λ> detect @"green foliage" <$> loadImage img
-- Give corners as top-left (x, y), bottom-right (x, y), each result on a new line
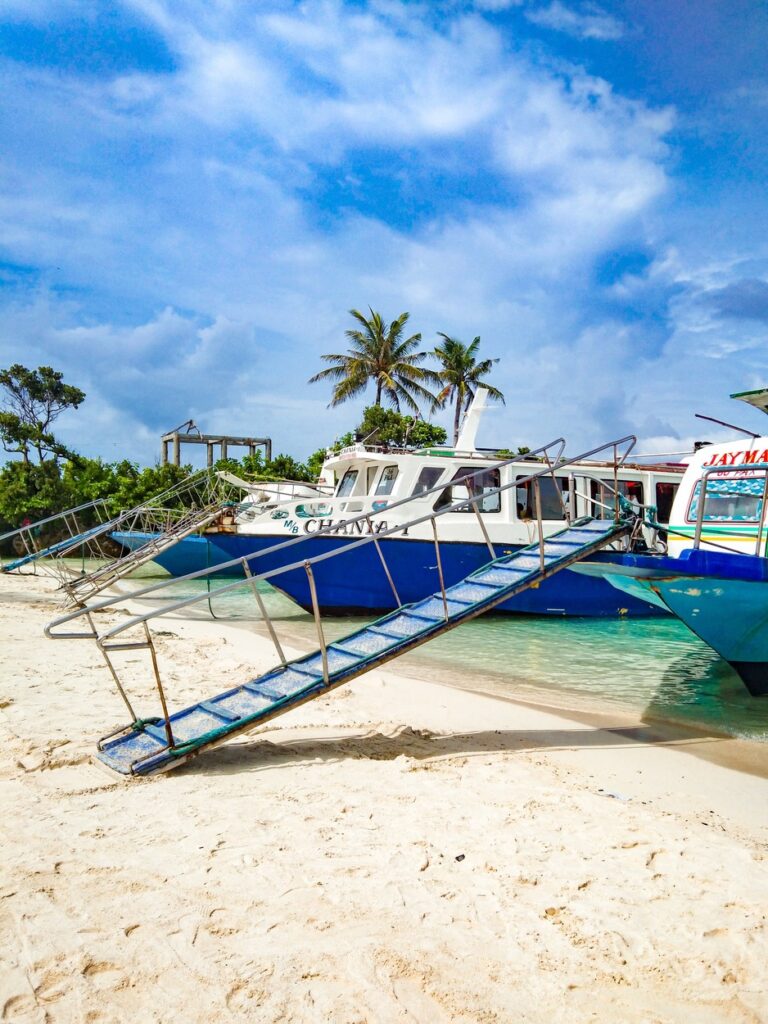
top-left (356, 405), bottom-right (447, 447)
top-left (496, 446), bottom-right (531, 458)
top-left (0, 460), bottom-right (72, 530)
top-left (432, 334), bottom-right (505, 444)
top-left (0, 364), bottom-right (85, 464)
top-left (305, 447), bottom-right (330, 480)
top-left (105, 462), bottom-right (192, 515)
top-left (216, 450), bottom-right (314, 483)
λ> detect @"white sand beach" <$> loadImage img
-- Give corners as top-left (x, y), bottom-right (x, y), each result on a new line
top-left (1, 570), bottom-right (767, 1023)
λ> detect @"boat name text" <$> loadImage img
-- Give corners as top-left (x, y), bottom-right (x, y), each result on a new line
top-left (281, 517), bottom-right (389, 536)
top-left (701, 449), bottom-right (768, 468)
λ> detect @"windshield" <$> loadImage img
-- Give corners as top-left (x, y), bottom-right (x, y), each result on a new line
top-left (335, 469), bottom-right (359, 497)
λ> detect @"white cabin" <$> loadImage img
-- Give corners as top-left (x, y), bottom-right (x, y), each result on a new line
top-left (229, 392), bottom-right (685, 550)
top-left (667, 437), bottom-right (768, 557)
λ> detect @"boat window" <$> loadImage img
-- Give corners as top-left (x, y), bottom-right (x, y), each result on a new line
top-left (687, 477), bottom-right (765, 523)
top-left (655, 482), bottom-right (679, 524)
top-left (374, 465), bottom-right (398, 496)
top-left (335, 469), bottom-right (359, 497)
top-left (411, 467), bottom-right (444, 496)
top-left (434, 467), bottom-right (501, 513)
top-left (366, 466), bottom-right (378, 494)
top-left (516, 476), bottom-right (569, 520)
top-left (589, 479), bottom-right (644, 518)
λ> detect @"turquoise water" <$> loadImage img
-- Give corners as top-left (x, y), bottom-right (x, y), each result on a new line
top-left (118, 567), bottom-right (768, 744)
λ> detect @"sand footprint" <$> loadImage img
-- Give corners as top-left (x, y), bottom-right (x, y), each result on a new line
top-left (2, 993), bottom-right (41, 1022)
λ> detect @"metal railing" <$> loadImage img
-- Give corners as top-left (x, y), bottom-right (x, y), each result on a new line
top-left (53, 470), bottom-right (251, 602)
top-left (44, 434), bottom-right (637, 754)
top-left (0, 499), bottom-right (112, 575)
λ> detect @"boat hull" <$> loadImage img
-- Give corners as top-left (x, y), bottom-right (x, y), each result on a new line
top-left (576, 550), bottom-right (768, 696)
top-left (111, 530), bottom-right (665, 618)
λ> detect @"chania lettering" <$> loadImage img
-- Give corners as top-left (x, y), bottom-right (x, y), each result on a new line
top-left (303, 518), bottom-right (388, 535)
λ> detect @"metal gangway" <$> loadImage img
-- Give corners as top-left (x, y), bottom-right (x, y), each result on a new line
top-left (0, 499), bottom-right (114, 576)
top-left (1, 470), bottom-right (248, 604)
top-left (60, 471), bottom-right (247, 606)
top-left (45, 435), bottom-right (640, 778)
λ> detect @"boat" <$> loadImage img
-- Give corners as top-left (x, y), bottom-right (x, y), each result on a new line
top-left (112, 390), bottom-right (685, 617)
top-left (573, 388), bottom-right (768, 695)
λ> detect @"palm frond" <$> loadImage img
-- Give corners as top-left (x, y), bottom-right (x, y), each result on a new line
top-left (307, 364), bottom-right (348, 383)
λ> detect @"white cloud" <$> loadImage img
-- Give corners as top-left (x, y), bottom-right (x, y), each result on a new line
top-left (526, 2), bottom-right (624, 41)
top-left (10, 0), bottom-right (764, 469)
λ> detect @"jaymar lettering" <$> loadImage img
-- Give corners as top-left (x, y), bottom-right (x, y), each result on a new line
top-left (701, 449), bottom-right (768, 468)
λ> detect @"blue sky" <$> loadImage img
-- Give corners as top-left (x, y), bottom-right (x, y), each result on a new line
top-left (1, 0), bottom-right (767, 464)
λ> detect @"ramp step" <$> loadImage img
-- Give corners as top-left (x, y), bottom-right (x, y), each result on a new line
top-left (446, 581), bottom-right (502, 603)
top-left (212, 688), bottom-right (274, 718)
top-left (199, 700), bottom-right (241, 722)
top-left (298, 647), bottom-right (361, 677)
top-left (99, 731), bottom-right (168, 774)
top-left (504, 554), bottom-right (559, 569)
top-left (540, 540), bottom-right (590, 550)
top-left (335, 629), bottom-right (403, 657)
top-left (376, 612), bottom-right (441, 637)
top-left (251, 668), bottom-right (321, 699)
top-left (410, 596), bottom-right (471, 619)
top-left (473, 566), bottom-right (533, 586)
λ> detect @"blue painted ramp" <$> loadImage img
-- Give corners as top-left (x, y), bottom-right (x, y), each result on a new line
top-left (97, 517), bottom-right (628, 776)
top-left (2, 521), bottom-right (117, 573)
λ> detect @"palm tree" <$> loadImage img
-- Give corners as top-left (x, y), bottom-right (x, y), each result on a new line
top-left (309, 309), bottom-right (439, 412)
top-left (432, 334), bottom-right (505, 444)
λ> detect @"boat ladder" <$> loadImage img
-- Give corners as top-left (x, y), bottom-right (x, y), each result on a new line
top-left (0, 500), bottom-right (113, 576)
top-left (63, 502), bottom-right (230, 605)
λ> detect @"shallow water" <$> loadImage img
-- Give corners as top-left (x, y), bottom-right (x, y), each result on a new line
top-left (112, 564), bottom-right (768, 744)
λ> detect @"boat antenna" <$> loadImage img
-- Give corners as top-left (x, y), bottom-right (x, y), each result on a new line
top-left (694, 413), bottom-right (760, 439)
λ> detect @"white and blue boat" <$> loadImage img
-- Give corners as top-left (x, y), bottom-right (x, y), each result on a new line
top-left (574, 390), bottom-right (768, 695)
top-left (113, 392), bottom-right (684, 617)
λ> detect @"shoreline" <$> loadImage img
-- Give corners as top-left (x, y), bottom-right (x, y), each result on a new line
top-left (2, 570), bottom-right (768, 1021)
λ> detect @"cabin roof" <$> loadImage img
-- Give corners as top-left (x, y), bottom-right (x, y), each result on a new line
top-left (731, 386), bottom-right (768, 414)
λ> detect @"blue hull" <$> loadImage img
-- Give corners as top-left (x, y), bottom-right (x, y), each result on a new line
top-left (586, 550), bottom-right (768, 696)
top-left (112, 530), bottom-right (664, 618)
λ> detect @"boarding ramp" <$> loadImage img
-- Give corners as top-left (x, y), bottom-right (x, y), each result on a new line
top-left (0, 500), bottom-right (114, 576)
top-left (58, 471), bottom-right (248, 605)
top-left (45, 435), bottom-right (638, 777)
top-left (0, 471), bottom-right (245, 599)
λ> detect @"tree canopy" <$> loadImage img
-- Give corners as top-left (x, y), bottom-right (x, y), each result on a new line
top-left (0, 364), bottom-right (85, 464)
top-left (308, 308), bottom-right (439, 412)
top-left (432, 334), bottom-right (505, 444)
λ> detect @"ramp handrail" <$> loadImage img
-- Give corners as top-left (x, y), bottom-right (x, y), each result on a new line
top-left (46, 433), bottom-right (637, 642)
top-left (0, 498), bottom-right (110, 545)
